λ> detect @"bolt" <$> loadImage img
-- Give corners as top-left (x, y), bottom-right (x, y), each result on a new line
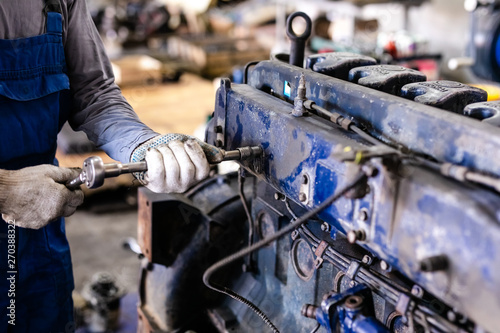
top-left (447, 310), bottom-right (457, 322)
top-left (274, 192), bottom-right (286, 201)
top-left (291, 230), bottom-right (299, 240)
top-left (361, 164), bottom-right (378, 177)
top-left (419, 254), bottom-right (449, 272)
top-left (349, 280), bottom-right (356, 288)
top-left (214, 125), bottom-right (223, 133)
top-left (347, 229), bottom-right (366, 244)
top-left (301, 304), bottom-right (318, 319)
top-left (362, 255), bottom-right (373, 265)
top-left (299, 192), bottom-right (307, 202)
top-left (411, 285), bottom-right (424, 298)
top-left (274, 192), bottom-right (285, 201)
top-left (380, 260), bottom-right (390, 271)
top-left (320, 222), bottom-right (331, 233)
top-left (344, 295), bottom-right (364, 310)
top-left (358, 208), bottom-right (369, 222)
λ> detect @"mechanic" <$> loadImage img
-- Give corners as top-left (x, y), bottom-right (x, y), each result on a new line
top-left (0, 0), bottom-right (209, 331)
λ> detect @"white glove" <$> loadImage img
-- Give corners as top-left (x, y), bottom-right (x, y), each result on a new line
top-left (0, 165), bottom-right (84, 229)
top-left (132, 136), bottom-right (210, 193)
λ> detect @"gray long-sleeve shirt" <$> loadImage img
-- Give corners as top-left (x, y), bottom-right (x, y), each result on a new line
top-left (0, 0), bottom-right (158, 162)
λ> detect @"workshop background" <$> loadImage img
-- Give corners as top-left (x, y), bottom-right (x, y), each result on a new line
top-left (60, 0), bottom-right (494, 332)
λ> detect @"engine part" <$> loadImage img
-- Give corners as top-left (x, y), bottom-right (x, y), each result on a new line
top-left (464, 100), bottom-right (500, 126)
top-left (81, 272), bottom-right (125, 333)
top-left (306, 52), bottom-right (377, 81)
top-left (349, 65), bottom-right (427, 95)
top-left (137, 12), bottom-right (500, 333)
top-left (400, 80), bottom-right (487, 112)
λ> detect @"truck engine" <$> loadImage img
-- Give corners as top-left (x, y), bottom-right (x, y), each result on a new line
top-left (136, 12), bottom-right (500, 333)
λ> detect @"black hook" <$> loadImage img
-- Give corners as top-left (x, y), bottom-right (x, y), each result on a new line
top-left (286, 12), bottom-right (312, 68)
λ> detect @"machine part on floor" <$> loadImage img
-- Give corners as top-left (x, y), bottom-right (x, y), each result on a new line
top-left (81, 272), bottom-right (125, 333)
top-left (67, 145), bottom-right (262, 189)
top-left (138, 11), bottom-right (500, 333)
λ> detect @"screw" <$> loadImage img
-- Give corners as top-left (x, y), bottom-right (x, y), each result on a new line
top-left (274, 192), bottom-right (285, 201)
top-left (349, 280), bottom-right (356, 288)
top-left (380, 260), bottom-right (391, 271)
top-left (411, 285), bottom-right (424, 298)
top-left (347, 229), bottom-right (366, 244)
top-left (299, 192), bottom-right (307, 202)
top-left (362, 255), bottom-right (373, 265)
top-left (320, 222), bottom-right (331, 233)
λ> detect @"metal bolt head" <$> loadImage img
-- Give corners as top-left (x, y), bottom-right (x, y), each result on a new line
top-left (358, 208), bottom-right (369, 222)
top-left (274, 192), bottom-right (285, 201)
top-left (411, 285), bottom-right (424, 298)
top-left (380, 260), bottom-right (390, 271)
top-left (347, 229), bottom-right (366, 244)
top-left (299, 192), bottom-right (307, 202)
top-left (362, 255), bottom-right (372, 265)
top-left (291, 230), bottom-right (299, 240)
top-left (344, 295), bottom-right (363, 310)
top-left (349, 280), bottom-right (356, 288)
top-left (320, 222), bottom-right (331, 233)
top-left (447, 310), bottom-right (457, 322)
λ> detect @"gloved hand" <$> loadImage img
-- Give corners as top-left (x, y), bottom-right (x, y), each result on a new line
top-left (131, 134), bottom-right (210, 193)
top-left (0, 165), bottom-right (84, 229)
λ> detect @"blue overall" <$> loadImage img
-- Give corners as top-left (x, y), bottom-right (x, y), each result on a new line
top-left (0, 5), bottom-right (75, 333)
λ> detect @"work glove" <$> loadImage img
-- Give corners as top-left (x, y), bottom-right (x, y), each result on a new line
top-left (0, 165), bottom-right (84, 229)
top-left (130, 134), bottom-right (210, 193)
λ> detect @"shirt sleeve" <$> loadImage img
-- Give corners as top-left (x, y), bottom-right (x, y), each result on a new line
top-left (63, 0), bottom-right (158, 162)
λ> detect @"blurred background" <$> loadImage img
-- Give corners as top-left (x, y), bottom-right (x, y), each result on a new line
top-left (60, 1), bottom-right (500, 331)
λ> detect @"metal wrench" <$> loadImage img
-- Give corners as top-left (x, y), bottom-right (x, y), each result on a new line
top-left (66, 146), bottom-right (263, 189)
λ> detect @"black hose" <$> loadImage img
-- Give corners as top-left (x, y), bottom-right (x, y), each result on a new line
top-left (202, 172), bottom-right (368, 333)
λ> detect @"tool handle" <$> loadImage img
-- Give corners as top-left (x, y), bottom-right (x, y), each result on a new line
top-left (104, 161), bottom-right (147, 178)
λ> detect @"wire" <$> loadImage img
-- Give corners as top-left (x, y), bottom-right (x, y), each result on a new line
top-left (309, 323), bottom-right (321, 333)
top-left (203, 172), bottom-right (367, 333)
top-left (238, 168), bottom-right (255, 269)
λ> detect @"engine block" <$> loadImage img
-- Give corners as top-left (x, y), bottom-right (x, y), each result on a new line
top-left (137, 51), bottom-right (500, 332)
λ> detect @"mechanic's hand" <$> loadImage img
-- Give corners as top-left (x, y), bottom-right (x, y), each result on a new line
top-left (0, 165), bottom-right (84, 229)
top-left (142, 139), bottom-right (210, 193)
